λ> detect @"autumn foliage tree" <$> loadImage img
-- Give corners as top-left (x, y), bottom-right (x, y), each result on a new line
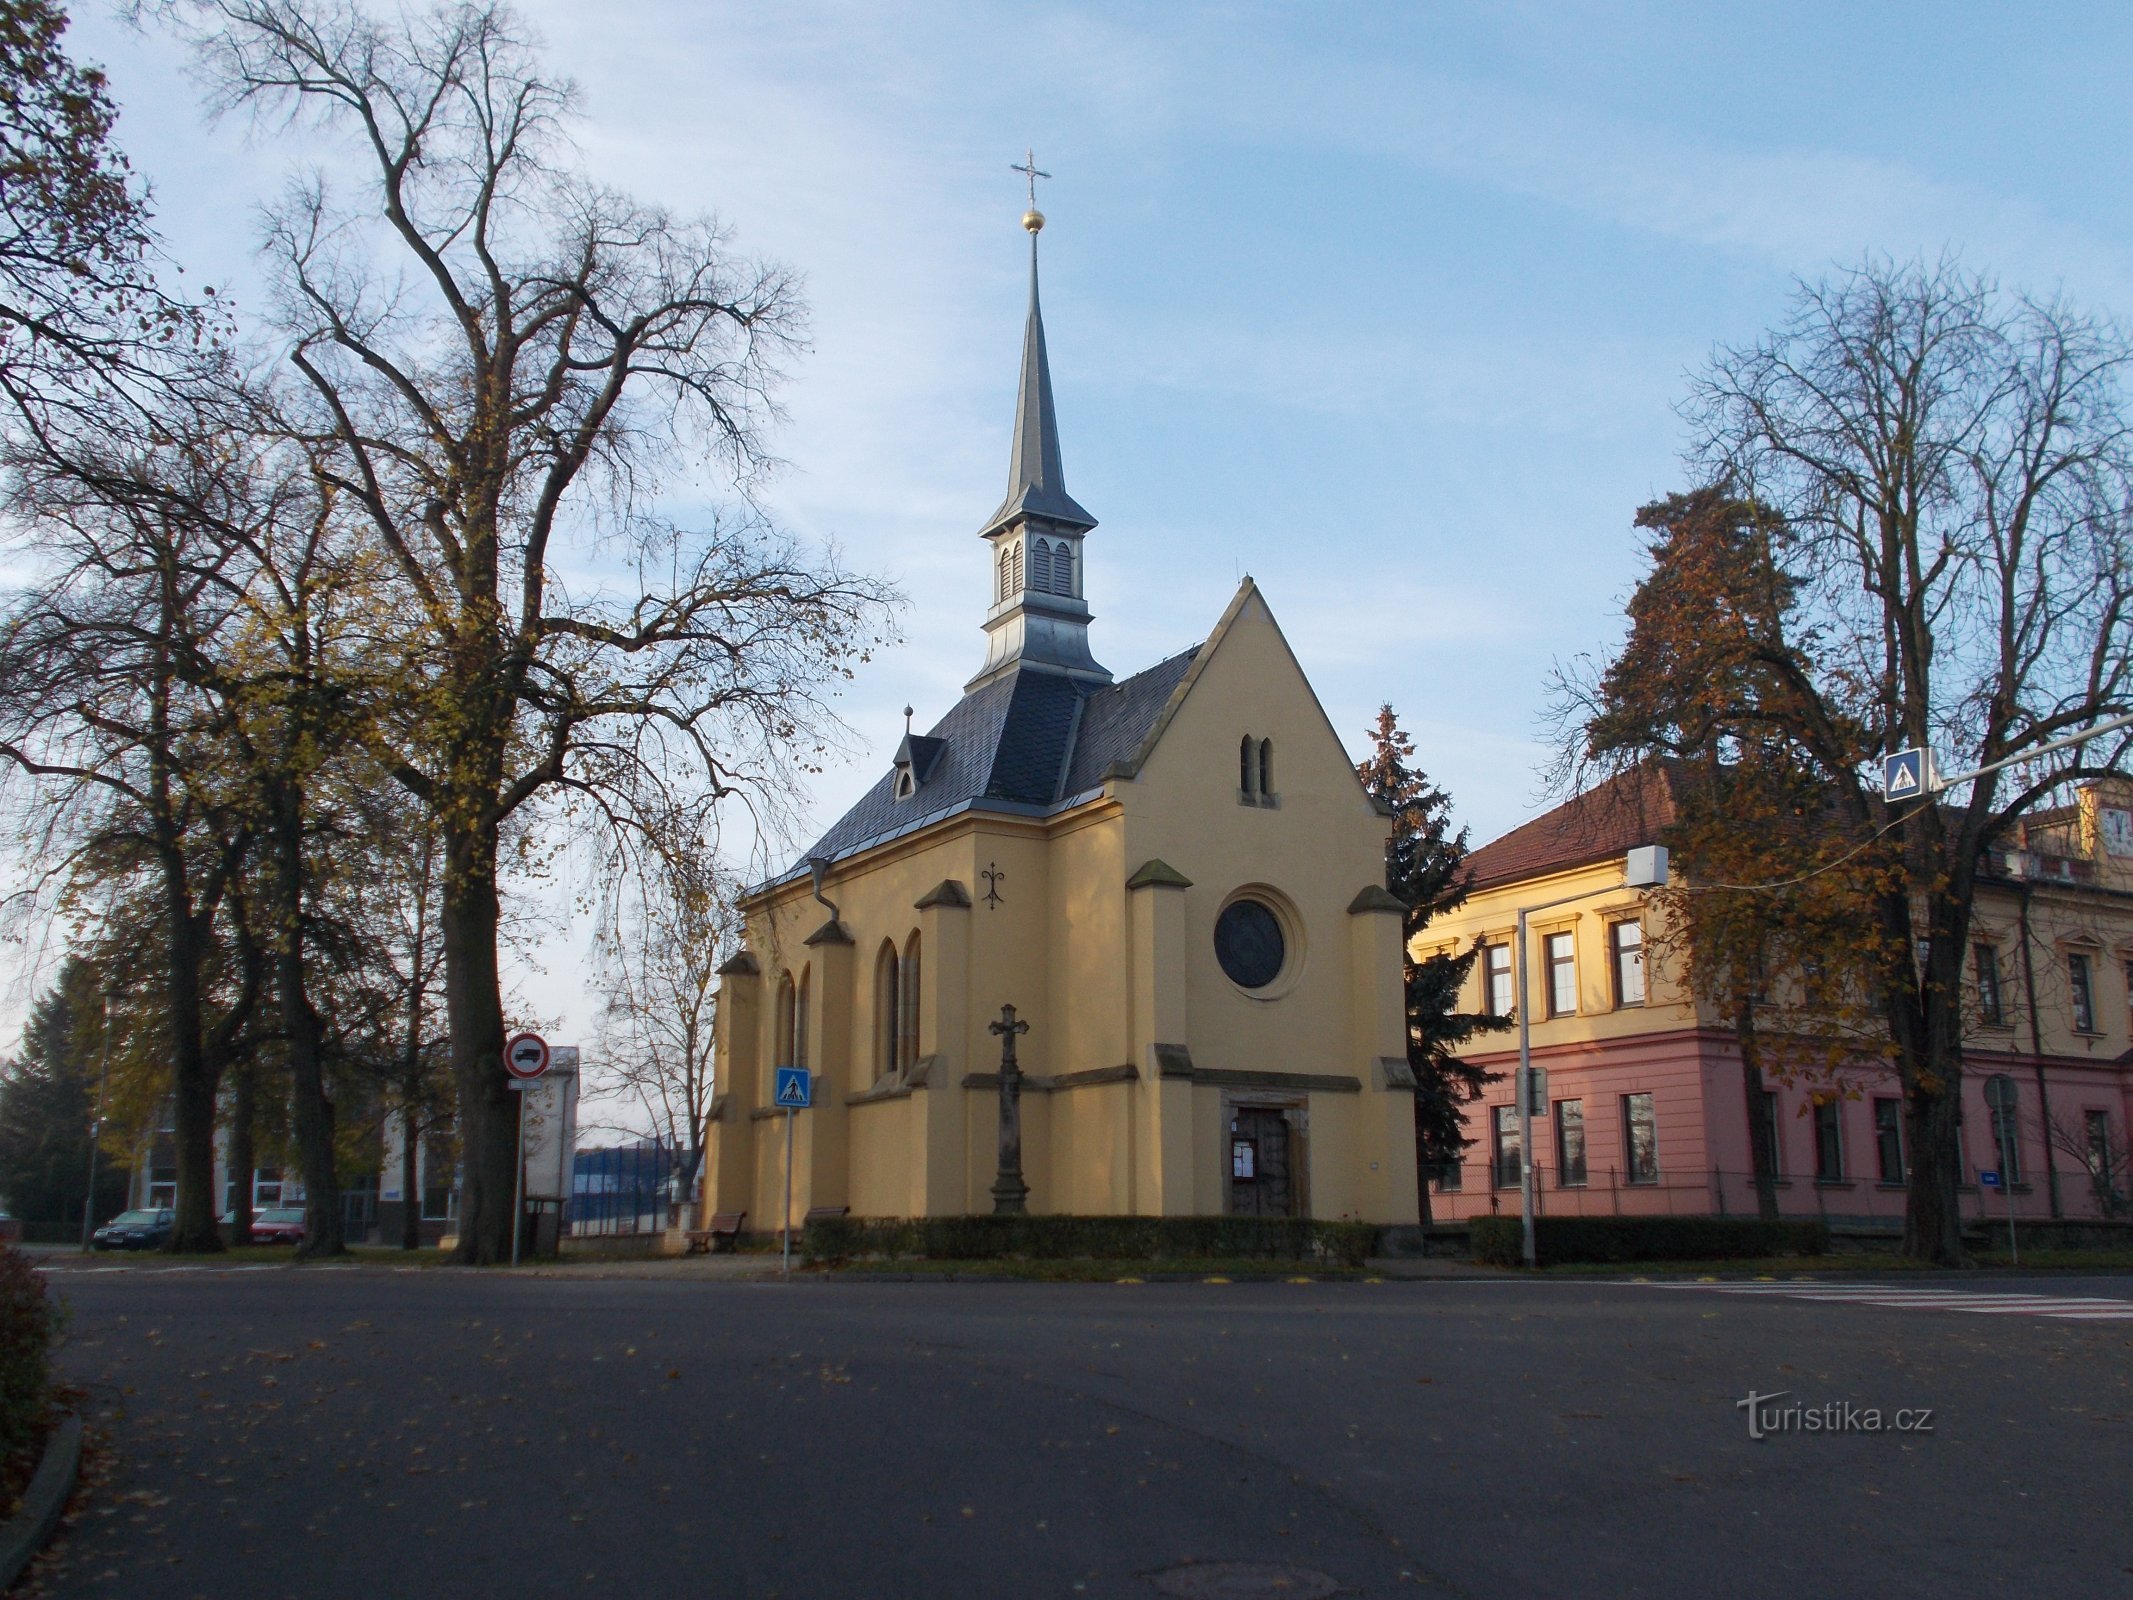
top-left (1357, 705), bottom-right (1507, 1216)
top-left (1569, 260), bottom-right (2133, 1262)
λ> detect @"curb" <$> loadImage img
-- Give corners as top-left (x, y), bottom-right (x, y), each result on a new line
top-left (0, 1412), bottom-right (83, 1590)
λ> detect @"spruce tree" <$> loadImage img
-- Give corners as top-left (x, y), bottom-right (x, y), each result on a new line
top-left (1356, 707), bottom-right (1507, 1218)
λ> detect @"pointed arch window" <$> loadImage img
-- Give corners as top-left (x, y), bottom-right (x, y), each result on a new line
top-left (794, 967), bottom-right (810, 1068)
top-left (1258, 739), bottom-right (1274, 799)
top-left (1011, 540), bottom-right (1025, 595)
top-left (997, 544), bottom-right (1012, 602)
top-left (900, 931), bottom-right (922, 1071)
top-left (1053, 540), bottom-right (1073, 596)
top-left (1030, 538), bottom-right (1053, 594)
top-left (773, 971), bottom-right (798, 1096)
top-left (875, 941), bottom-right (901, 1081)
top-left (1240, 735), bottom-right (1258, 801)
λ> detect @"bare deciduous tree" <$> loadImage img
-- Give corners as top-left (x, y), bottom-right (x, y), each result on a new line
top-left (159, 0), bottom-right (895, 1261)
top-left (1572, 258), bottom-right (2133, 1263)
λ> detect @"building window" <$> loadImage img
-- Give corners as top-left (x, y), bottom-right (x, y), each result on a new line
top-left (1258, 739), bottom-right (1274, 800)
top-left (1030, 537), bottom-right (1053, 593)
top-left (1973, 944), bottom-right (2003, 1024)
top-left (1813, 1100), bottom-right (1844, 1181)
top-left (899, 932), bottom-right (922, 1071)
top-left (2085, 1109), bottom-right (2114, 1187)
top-left (1758, 1090), bottom-right (1782, 1179)
top-left (1483, 942), bottom-right (1513, 1017)
top-left (1214, 898), bottom-right (1287, 990)
top-left (1239, 735), bottom-right (1257, 802)
top-left (1874, 1098), bottom-right (1905, 1184)
top-left (1610, 920), bottom-right (1646, 1007)
top-left (997, 543), bottom-right (1012, 601)
top-left (1435, 1156), bottom-right (1463, 1193)
top-left (1054, 540), bottom-right (1074, 595)
top-left (1987, 1092), bottom-right (2021, 1184)
top-left (1555, 1099), bottom-right (1587, 1186)
top-left (1622, 1092), bottom-right (1658, 1184)
top-left (1545, 931), bottom-right (1576, 1017)
top-left (1490, 1105), bottom-right (1522, 1188)
top-left (774, 972), bottom-right (797, 1069)
top-left (875, 941), bottom-right (902, 1080)
top-left (1010, 539), bottom-right (1023, 594)
top-left (795, 968), bottom-right (810, 1069)
top-left (2069, 951), bottom-right (2096, 1033)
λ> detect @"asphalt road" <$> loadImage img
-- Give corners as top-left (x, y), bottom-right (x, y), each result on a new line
top-left (22, 1263), bottom-right (2133, 1599)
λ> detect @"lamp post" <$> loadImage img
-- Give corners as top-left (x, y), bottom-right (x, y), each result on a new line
top-left (1515, 847), bottom-right (1669, 1269)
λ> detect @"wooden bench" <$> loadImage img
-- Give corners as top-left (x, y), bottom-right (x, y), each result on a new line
top-left (685, 1211), bottom-right (746, 1255)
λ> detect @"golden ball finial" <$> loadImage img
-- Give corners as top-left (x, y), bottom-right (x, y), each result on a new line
top-left (1022, 208), bottom-right (1046, 234)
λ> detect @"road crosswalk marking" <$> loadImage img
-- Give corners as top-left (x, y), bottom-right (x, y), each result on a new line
top-left (1648, 1281), bottom-right (2133, 1321)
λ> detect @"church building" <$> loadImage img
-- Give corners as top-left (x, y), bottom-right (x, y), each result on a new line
top-left (701, 199), bottom-right (1420, 1233)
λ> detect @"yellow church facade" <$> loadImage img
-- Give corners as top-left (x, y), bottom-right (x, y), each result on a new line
top-left (701, 212), bottom-right (1419, 1235)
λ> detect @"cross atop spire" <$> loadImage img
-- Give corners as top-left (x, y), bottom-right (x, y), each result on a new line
top-left (1011, 149), bottom-right (1050, 215)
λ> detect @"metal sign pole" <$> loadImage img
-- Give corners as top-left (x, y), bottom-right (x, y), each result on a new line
top-left (511, 1092), bottom-right (526, 1268)
top-left (782, 1106), bottom-right (795, 1277)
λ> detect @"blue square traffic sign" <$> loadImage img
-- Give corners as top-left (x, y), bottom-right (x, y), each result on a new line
top-left (1883, 748), bottom-right (1927, 799)
top-left (774, 1067), bottom-right (813, 1109)
top-left (1978, 1169), bottom-right (2001, 1189)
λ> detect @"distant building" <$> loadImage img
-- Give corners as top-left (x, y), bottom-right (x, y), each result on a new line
top-left (1420, 766), bottom-right (2133, 1225)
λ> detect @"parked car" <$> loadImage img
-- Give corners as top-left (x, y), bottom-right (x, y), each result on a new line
top-left (91, 1208), bottom-right (174, 1251)
top-left (247, 1207), bottom-right (307, 1246)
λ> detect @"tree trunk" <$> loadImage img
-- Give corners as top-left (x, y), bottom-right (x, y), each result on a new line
top-left (227, 1058), bottom-right (256, 1248)
top-left (400, 1109), bottom-right (423, 1250)
top-left (442, 821), bottom-right (512, 1264)
top-left (1736, 1002), bottom-right (1781, 1224)
top-left (272, 789), bottom-right (345, 1259)
top-left (400, 829), bottom-right (432, 1250)
top-left (163, 871), bottom-right (223, 1254)
top-left (1902, 1074), bottom-right (1965, 1263)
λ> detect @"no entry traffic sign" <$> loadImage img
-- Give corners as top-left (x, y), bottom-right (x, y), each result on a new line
top-left (504, 1032), bottom-right (551, 1081)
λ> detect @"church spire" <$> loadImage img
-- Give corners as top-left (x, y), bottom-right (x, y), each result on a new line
top-left (969, 157), bottom-right (1108, 691)
top-left (979, 175), bottom-right (1095, 539)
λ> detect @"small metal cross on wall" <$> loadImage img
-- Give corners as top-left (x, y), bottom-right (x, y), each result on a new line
top-left (981, 861), bottom-right (1006, 909)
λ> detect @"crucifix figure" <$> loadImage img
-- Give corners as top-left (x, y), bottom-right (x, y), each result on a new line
top-left (989, 1004), bottom-right (1031, 1215)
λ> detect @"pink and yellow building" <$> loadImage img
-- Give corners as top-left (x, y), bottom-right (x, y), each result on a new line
top-left (1419, 766), bottom-right (2133, 1229)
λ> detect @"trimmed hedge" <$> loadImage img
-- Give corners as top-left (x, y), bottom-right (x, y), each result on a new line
top-left (1469, 1215), bottom-right (1831, 1267)
top-left (803, 1214), bottom-right (1381, 1268)
top-left (0, 1245), bottom-right (56, 1485)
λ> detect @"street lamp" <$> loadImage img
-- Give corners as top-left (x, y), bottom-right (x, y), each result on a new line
top-left (1515, 846), bottom-right (1669, 1269)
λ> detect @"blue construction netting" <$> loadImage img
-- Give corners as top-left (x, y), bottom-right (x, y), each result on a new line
top-left (567, 1141), bottom-right (678, 1236)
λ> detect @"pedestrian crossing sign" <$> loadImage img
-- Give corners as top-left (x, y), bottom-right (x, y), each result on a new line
top-left (774, 1067), bottom-right (813, 1109)
top-left (1883, 747), bottom-right (1932, 799)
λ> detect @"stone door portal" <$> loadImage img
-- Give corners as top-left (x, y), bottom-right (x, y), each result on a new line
top-left (1229, 1107), bottom-right (1296, 1217)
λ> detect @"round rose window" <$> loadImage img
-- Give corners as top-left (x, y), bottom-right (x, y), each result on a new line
top-left (1214, 899), bottom-right (1286, 989)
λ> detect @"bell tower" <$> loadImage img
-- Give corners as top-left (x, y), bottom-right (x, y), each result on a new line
top-left (968, 156), bottom-right (1109, 691)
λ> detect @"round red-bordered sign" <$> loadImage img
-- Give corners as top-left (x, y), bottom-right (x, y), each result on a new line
top-left (503, 1032), bottom-right (551, 1080)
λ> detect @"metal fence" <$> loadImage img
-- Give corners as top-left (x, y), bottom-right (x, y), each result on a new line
top-left (1424, 1161), bottom-right (2128, 1225)
top-left (566, 1142), bottom-right (678, 1237)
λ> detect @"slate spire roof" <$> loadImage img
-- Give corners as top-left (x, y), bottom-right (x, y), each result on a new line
top-left (979, 235), bottom-right (1096, 539)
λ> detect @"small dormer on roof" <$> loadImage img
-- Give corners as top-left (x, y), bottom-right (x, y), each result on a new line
top-left (892, 730), bottom-right (948, 800)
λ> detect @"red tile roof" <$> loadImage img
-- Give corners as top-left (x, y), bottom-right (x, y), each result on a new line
top-left (1463, 764), bottom-right (1676, 892)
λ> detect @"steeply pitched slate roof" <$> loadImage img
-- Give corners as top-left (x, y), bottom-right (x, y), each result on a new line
top-left (1463, 764), bottom-right (1678, 892)
top-left (794, 649), bottom-right (1202, 875)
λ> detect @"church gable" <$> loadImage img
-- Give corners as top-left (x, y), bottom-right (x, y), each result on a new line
top-left (1127, 581), bottom-right (1375, 817)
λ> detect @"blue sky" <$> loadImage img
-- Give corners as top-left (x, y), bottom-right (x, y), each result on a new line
top-left (9, 0), bottom-right (2133, 1051)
